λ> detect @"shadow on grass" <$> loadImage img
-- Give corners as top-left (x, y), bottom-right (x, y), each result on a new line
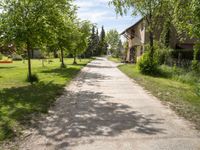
top-left (0, 81), bottom-right (64, 141)
top-left (71, 64), bottom-right (87, 67)
top-left (0, 67), bottom-right (16, 69)
top-left (41, 67), bottom-right (81, 79)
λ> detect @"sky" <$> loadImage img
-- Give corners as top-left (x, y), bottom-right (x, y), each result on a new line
top-left (74, 0), bottom-right (141, 34)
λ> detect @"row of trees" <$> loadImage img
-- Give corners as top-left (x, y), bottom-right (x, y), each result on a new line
top-left (84, 26), bottom-right (108, 57)
top-left (0, 0), bottom-right (92, 83)
top-left (110, 0), bottom-right (200, 72)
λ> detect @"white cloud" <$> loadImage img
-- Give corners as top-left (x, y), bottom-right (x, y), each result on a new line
top-left (74, 0), bottom-right (141, 33)
top-left (78, 11), bottom-right (111, 22)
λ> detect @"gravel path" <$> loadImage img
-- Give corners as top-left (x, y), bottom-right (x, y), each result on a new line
top-left (19, 57), bottom-right (200, 150)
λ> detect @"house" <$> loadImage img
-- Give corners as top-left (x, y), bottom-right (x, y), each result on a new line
top-left (121, 18), bottom-right (196, 63)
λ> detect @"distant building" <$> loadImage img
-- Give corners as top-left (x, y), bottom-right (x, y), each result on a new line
top-left (121, 18), bottom-right (196, 63)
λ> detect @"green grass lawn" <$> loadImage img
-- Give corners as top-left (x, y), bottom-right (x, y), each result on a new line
top-left (108, 56), bottom-right (122, 63)
top-left (119, 64), bottom-right (200, 129)
top-left (0, 58), bottom-right (91, 141)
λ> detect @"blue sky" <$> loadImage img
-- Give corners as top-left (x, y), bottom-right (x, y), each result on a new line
top-left (74, 0), bottom-right (141, 34)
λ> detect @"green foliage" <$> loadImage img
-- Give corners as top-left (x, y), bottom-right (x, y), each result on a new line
top-left (153, 42), bottom-right (172, 64)
top-left (0, 58), bottom-right (91, 141)
top-left (110, 0), bottom-right (172, 64)
top-left (106, 29), bottom-right (122, 57)
top-left (172, 0), bottom-right (200, 63)
top-left (191, 43), bottom-right (200, 72)
top-left (0, 0), bottom-right (77, 80)
top-left (0, 53), bottom-right (3, 60)
top-left (192, 60), bottom-right (200, 72)
top-left (98, 26), bottom-right (108, 55)
top-left (68, 20), bottom-right (92, 64)
top-left (138, 52), bottom-right (159, 75)
top-left (159, 65), bottom-right (200, 85)
top-left (85, 26), bottom-right (99, 57)
top-left (197, 83), bottom-right (200, 97)
top-left (26, 73), bottom-right (39, 83)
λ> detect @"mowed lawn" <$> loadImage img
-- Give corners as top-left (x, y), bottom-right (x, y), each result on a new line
top-left (107, 56), bottom-right (122, 63)
top-left (119, 64), bottom-right (200, 129)
top-left (0, 58), bottom-right (91, 141)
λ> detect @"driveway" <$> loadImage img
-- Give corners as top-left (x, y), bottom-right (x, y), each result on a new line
top-left (20, 57), bottom-right (200, 150)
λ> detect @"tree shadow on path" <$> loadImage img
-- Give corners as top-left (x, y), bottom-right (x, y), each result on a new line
top-left (32, 90), bottom-right (165, 149)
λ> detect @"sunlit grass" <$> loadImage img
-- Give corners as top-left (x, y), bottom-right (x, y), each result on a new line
top-left (119, 64), bottom-right (200, 130)
top-left (0, 58), bottom-right (91, 141)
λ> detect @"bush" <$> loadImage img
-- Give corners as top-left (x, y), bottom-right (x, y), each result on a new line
top-left (138, 52), bottom-right (159, 75)
top-left (26, 73), bottom-right (39, 83)
top-left (153, 42), bottom-right (172, 64)
top-left (159, 65), bottom-right (200, 85)
top-left (192, 60), bottom-right (200, 72)
top-left (12, 54), bottom-right (23, 61)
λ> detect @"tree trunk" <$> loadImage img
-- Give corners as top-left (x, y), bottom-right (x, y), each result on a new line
top-left (53, 49), bottom-right (58, 58)
top-left (73, 50), bottom-right (77, 64)
top-left (149, 31), bottom-right (154, 61)
top-left (27, 42), bottom-right (32, 83)
top-left (148, 8), bottom-right (154, 63)
top-left (60, 46), bottom-right (65, 68)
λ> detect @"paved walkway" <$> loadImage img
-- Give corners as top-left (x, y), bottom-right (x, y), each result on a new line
top-left (20, 57), bottom-right (200, 150)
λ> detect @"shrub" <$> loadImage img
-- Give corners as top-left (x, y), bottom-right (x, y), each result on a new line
top-left (153, 41), bottom-right (172, 64)
top-left (26, 73), bottom-right (39, 83)
top-left (192, 60), bottom-right (200, 72)
top-left (138, 52), bottom-right (159, 75)
top-left (196, 83), bottom-right (200, 96)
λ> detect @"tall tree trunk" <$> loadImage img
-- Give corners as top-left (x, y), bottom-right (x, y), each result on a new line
top-left (73, 50), bottom-right (77, 64)
top-left (27, 42), bottom-right (32, 83)
top-left (149, 31), bottom-right (154, 60)
top-left (148, 8), bottom-right (154, 63)
top-left (53, 49), bottom-right (58, 58)
top-left (60, 46), bottom-right (65, 68)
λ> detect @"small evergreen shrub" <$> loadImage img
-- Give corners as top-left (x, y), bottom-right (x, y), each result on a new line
top-left (138, 52), bottom-right (159, 75)
top-left (26, 73), bottom-right (39, 83)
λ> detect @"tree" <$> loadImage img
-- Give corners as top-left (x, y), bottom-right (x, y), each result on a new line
top-left (84, 26), bottom-right (96, 57)
top-left (0, 0), bottom-right (76, 82)
top-left (106, 29), bottom-right (120, 57)
top-left (172, 0), bottom-right (200, 71)
top-left (84, 25), bottom-right (100, 57)
top-left (110, 0), bottom-right (171, 62)
top-left (98, 26), bottom-right (108, 55)
top-left (68, 20), bottom-right (92, 64)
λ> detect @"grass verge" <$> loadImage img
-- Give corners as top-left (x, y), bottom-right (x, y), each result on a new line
top-left (119, 64), bottom-right (200, 129)
top-left (0, 58), bottom-right (92, 141)
top-left (108, 56), bottom-right (122, 63)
